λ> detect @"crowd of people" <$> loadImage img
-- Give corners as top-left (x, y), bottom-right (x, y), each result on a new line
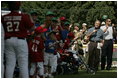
top-left (1, 1), bottom-right (117, 78)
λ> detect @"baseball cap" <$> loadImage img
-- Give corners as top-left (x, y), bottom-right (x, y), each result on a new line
top-left (46, 11), bottom-right (55, 16)
top-left (30, 11), bottom-right (38, 15)
top-left (64, 22), bottom-right (70, 26)
top-left (60, 17), bottom-right (66, 21)
top-left (74, 23), bottom-right (80, 27)
top-left (102, 15), bottom-right (108, 20)
top-left (51, 17), bottom-right (58, 22)
top-left (82, 23), bottom-right (87, 26)
top-left (35, 26), bottom-right (47, 34)
top-left (101, 22), bottom-right (105, 25)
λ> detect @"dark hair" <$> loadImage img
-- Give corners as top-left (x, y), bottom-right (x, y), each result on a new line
top-left (106, 18), bottom-right (111, 22)
top-left (7, 1), bottom-right (21, 11)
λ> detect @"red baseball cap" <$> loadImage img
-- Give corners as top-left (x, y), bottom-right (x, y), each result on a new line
top-left (60, 17), bottom-right (66, 21)
top-left (35, 26), bottom-right (47, 34)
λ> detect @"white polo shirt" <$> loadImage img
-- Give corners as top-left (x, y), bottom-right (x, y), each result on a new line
top-left (100, 25), bottom-right (113, 40)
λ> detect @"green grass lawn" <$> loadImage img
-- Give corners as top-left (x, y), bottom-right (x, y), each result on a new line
top-left (55, 67), bottom-right (117, 78)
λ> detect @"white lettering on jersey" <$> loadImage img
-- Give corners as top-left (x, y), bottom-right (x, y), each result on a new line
top-left (4, 16), bottom-right (22, 21)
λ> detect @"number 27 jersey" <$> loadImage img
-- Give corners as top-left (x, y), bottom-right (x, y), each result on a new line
top-left (2, 11), bottom-right (34, 38)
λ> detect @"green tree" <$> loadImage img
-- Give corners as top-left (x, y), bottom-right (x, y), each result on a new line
top-left (1, 1), bottom-right (117, 25)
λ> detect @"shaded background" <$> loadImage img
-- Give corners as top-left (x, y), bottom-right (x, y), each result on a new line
top-left (1, 1), bottom-right (117, 28)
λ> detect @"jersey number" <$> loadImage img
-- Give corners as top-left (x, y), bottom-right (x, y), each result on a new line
top-left (7, 22), bottom-right (20, 32)
top-left (32, 44), bottom-right (38, 52)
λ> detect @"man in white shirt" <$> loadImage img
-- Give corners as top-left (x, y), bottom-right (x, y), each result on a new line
top-left (100, 18), bottom-right (113, 70)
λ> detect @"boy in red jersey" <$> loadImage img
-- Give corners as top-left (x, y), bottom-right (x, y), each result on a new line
top-left (63, 32), bottom-right (75, 50)
top-left (29, 26), bottom-right (47, 78)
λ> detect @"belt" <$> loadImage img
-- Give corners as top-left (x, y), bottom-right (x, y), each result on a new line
top-left (5, 37), bottom-right (25, 40)
top-left (105, 39), bottom-right (113, 41)
top-left (90, 40), bottom-right (100, 43)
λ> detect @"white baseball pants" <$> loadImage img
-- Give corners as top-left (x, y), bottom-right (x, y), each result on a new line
top-left (1, 24), bottom-right (4, 78)
top-left (30, 62), bottom-right (44, 76)
top-left (5, 37), bottom-right (29, 78)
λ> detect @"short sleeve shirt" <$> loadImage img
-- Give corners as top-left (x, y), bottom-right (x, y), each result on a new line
top-left (45, 39), bottom-right (56, 53)
top-left (87, 27), bottom-right (104, 41)
top-left (2, 11), bottom-right (34, 38)
top-left (100, 26), bottom-right (113, 40)
top-left (29, 36), bottom-right (44, 62)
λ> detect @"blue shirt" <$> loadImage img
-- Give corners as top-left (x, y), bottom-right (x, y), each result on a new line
top-left (87, 27), bottom-right (104, 41)
top-left (61, 29), bottom-right (69, 41)
top-left (45, 39), bottom-right (56, 53)
top-left (44, 27), bottom-right (52, 39)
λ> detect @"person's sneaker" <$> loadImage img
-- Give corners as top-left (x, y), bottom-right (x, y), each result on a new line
top-left (92, 72), bottom-right (96, 75)
top-left (36, 75), bottom-right (40, 78)
top-left (90, 69), bottom-right (94, 73)
top-left (92, 71), bottom-right (96, 75)
top-left (90, 69), bottom-right (96, 75)
top-left (48, 74), bottom-right (54, 78)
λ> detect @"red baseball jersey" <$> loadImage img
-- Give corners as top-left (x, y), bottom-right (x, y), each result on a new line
top-left (63, 38), bottom-right (71, 49)
top-left (2, 11), bottom-right (34, 38)
top-left (53, 26), bottom-right (61, 41)
top-left (55, 32), bottom-right (61, 41)
top-left (29, 36), bottom-right (44, 62)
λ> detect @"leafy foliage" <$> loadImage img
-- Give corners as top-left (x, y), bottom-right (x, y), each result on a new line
top-left (1, 1), bottom-right (117, 26)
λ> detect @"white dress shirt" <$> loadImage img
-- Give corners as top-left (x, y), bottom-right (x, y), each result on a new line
top-left (100, 25), bottom-right (113, 40)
